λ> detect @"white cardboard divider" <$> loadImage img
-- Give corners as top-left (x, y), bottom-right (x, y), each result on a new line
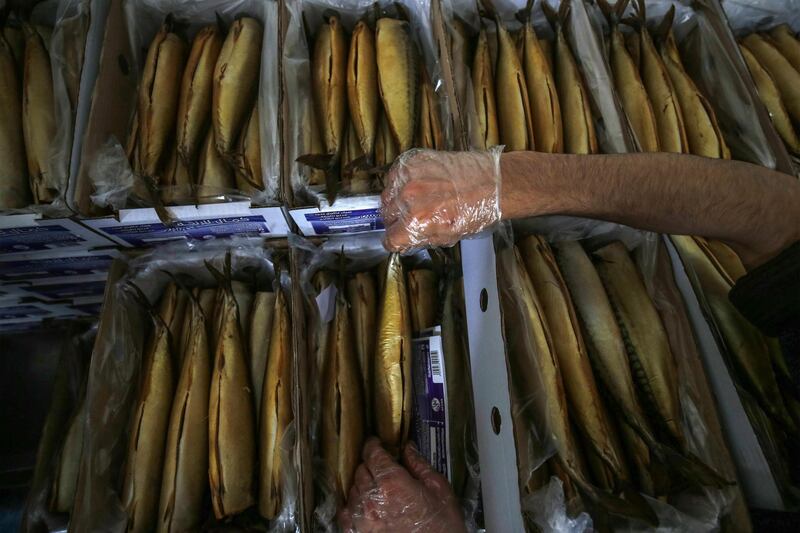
top-left (460, 234), bottom-right (524, 532)
top-left (289, 195), bottom-right (383, 236)
top-left (0, 213), bottom-right (113, 255)
top-left (664, 236), bottom-right (783, 510)
top-left (83, 202), bottom-right (290, 247)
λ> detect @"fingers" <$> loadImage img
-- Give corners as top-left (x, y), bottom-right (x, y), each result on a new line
top-left (402, 441), bottom-right (436, 480)
top-left (384, 219), bottom-right (414, 252)
top-left (337, 503), bottom-right (354, 532)
top-left (354, 463), bottom-right (374, 494)
top-left (362, 437), bottom-right (401, 479)
top-left (402, 441), bottom-right (453, 496)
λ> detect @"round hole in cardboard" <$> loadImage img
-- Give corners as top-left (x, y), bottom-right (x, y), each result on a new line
top-left (117, 54), bottom-right (129, 76)
top-left (491, 406), bottom-right (501, 435)
top-left (480, 288), bottom-right (488, 312)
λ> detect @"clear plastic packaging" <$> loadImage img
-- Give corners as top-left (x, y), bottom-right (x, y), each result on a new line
top-left (382, 147), bottom-right (503, 252)
top-left (0, 0), bottom-right (86, 215)
top-left (494, 218), bottom-right (744, 532)
top-left (587, 0), bottom-right (794, 171)
top-left (283, 0), bottom-right (453, 207)
top-left (722, 0), bottom-right (800, 36)
top-left (440, 0), bottom-right (634, 155)
top-left (290, 233), bottom-right (480, 532)
top-left (87, 0), bottom-right (281, 212)
top-left (20, 321), bottom-right (96, 533)
top-left (48, 0), bottom-right (90, 214)
top-left (69, 239), bottom-right (299, 532)
top-left (720, 0), bottom-right (800, 173)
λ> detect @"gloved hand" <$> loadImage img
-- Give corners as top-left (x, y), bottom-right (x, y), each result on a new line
top-left (338, 438), bottom-right (467, 533)
top-left (381, 148), bottom-right (503, 251)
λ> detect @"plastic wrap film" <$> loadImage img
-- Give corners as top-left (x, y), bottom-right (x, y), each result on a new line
top-left (671, 233), bottom-right (800, 506)
top-left (20, 321), bottom-right (96, 533)
top-left (722, 0), bottom-right (800, 35)
top-left (283, 0), bottom-right (452, 206)
top-left (88, 0), bottom-right (281, 212)
top-left (0, 0), bottom-right (81, 214)
top-left (440, 0), bottom-right (634, 155)
top-left (69, 239), bottom-right (299, 532)
top-left (597, 0), bottom-right (795, 171)
top-left (290, 233), bottom-right (480, 532)
top-left (493, 219), bottom-right (744, 532)
top-left (381, 147), bottom-right (502, 252)
top-left (47, 0), bottom-right (90, 214)
top-left (721, 0), bottom-right (800, 173)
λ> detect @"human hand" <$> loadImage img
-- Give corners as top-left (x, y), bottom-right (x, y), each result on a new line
top-left (381, 149), bottom-right (502, 252)
top-left (337, 438), bottom-right (467, 533)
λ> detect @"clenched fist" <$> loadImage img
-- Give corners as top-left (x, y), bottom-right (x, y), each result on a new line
top-left (381, 149), bottom-right (502, 251)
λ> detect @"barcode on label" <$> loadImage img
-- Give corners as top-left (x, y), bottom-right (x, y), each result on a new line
top-left (430, 348), bottom-right (443, 383)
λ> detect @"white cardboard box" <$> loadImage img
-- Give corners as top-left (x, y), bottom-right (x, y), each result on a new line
top-left (0, 213), bottom-right (113, 256)
top-left (0, 248), bottom-right (120, 284)
top-left (83, 202), bottom-right (291, 247)
top-left (289, 195), bottom-right (383, 236)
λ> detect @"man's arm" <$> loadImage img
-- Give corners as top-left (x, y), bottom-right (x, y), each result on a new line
top-left (501, 152), bottom-right (800, 268)
top-left (382, 150), bottom-right (800, 268)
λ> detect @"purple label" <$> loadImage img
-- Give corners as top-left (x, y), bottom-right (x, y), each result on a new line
top-left (411, 332), bottom-right (450, 480)
top-left (305, 208), bottom-right (383, 234)
top-left (0, 225), bottom-right (86, 253)
top-left (103, 216), bottom-right (271, 247)
top-left (0, 255), bottom-right (114, 281)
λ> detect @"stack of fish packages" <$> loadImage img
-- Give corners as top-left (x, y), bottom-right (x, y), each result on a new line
top-left (291, 234), bottom-right (480, 530)
top-left (20, 321), bottom-right (95, 533)
top-left (442, 0), bottom-right (747, 529)
top-left (721, 0), bottom-right (800, 172)
top-left (590, 0), bottom-right (794, 172)
top-left (68, 240), bottom-right (300, 532)
top-left (79, 0), bottom-right (280, 216)
top-left (591, 0), bottom-right (800, 505)
top-left (492, 222), bottom-right (746, 531)
top-left (0, 0), bottom-right (89, 212)
top-left (282, 0), bottom-right (453, 207)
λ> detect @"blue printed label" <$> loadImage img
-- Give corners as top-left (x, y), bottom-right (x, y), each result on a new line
top-left (0, 225), bottom-right (86, 253)
top-left (0, 305), bottom-right (49, 320)
top-left (411, 330), bottom-right (450, 480)
top-left (102, 216), bottom-right (271, 247)
top-left (0, 255), bottom-right (115, 281)
top-left (305, 208), bottom-right (383, 235)
top-left (24, 280), bottom-right (107, 300)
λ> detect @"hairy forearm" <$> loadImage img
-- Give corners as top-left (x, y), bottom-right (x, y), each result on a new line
top-left (500, 152), bottom-right (800, 267)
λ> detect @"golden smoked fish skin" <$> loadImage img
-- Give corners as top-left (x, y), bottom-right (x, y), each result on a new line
top-left (519, 236), bottom-right (628, 490)
top-left (213, 17), bottom-right (263, 157)
top-left (121, 319), bottom-right (175, 533)
top-left (157, 297), bottom-right (211, 533)
top-left (376, 17), bottom-right (417, 153)
top-left (347, 20), bottom-right (379, 157)
top-left (208, 287), bottom-right (256, 518)
top-left (258, 286), bottom-right (293, 519)
top-left (374, 254), bottom-right (412, 455)
top-left (321, 288), bottom-right (365, 504)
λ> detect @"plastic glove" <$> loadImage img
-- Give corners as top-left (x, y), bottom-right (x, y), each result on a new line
top-left (338, 438), bottom-right (467, 533)
top-left (381, 148), bottom-right (502, 251)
